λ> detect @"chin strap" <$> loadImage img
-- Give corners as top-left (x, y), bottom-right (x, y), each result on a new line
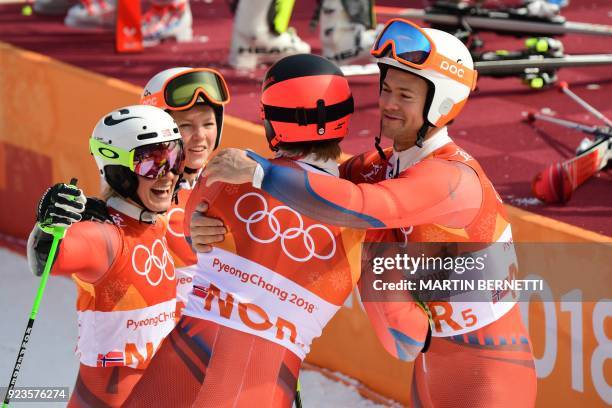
top-left (416, 123), bottom-right (429, 148)
top-left (183, 166), bottom-right (199, 174)
top-left (374, 119), bottom-right (389, 162)
top-left (374, 134), bottom-right (388, 162)
top-left (376, 117), bottom-right (429, 160)
top-left (138, 208), bottom-right (164, 224)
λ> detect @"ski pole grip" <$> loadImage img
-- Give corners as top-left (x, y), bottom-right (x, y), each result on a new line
top-left (51, 178), bottom-right (78, 239)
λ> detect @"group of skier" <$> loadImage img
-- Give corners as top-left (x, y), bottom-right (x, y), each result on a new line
top-left (27, 17), bottom-right (536, 408)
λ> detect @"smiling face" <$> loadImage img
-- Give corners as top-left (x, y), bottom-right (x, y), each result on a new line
top-left (379, 68), bottom-right (430, 151)
top-left (135, 171), bottom-right (179, 212)
top-left (170, 104), bottom-right (217, 170)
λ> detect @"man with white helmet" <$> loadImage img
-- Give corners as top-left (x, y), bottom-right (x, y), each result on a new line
top-left (141, 67), bottom-right (230, 318)
top-left (26, 105), bottom-right (185, 406)
top-left (198, 18), bottom-right (537, 406)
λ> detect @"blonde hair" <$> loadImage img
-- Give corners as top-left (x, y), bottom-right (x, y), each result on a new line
top-left (100, 184), bottom-right (120, 202)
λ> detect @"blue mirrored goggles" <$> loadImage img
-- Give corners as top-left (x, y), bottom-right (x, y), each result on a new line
top-left (372, 19), bottom-right (432, 65)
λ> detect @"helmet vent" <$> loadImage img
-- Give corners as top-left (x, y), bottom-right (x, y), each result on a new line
top-left (137, 132), bottom-right (159, 140)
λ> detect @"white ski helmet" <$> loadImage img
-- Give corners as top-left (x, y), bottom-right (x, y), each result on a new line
top-left (90, 105), bottom-right (183, 207)
top-left (141, 67), bottom-right (229, 150)
top-left (375, 25), bottom-right (477, 145)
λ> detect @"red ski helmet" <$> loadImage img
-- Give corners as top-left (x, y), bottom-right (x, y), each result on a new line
top-left (261, 54), bottom-right (354, 149)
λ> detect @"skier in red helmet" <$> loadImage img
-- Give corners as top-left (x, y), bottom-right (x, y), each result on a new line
top-left (122, 54), bottom-right (397, 408)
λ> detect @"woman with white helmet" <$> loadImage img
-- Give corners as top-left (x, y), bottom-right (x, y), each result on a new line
top-left (141, 67), bottom-right (230, 318)
top-left (26, 105), bottom-right (185, 407)
top-left (196, 19), bottom-right (537, 407)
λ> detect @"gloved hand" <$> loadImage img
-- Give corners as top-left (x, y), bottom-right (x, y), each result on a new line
top-left (82, 197), bottom-right (113, 223)
top-left (36, 183), bottom-right (86, 230)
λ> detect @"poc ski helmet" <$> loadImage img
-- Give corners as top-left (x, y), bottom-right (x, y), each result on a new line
top-left (261, 54), bottom-right (354, 149)
top-left (140, 67), bottom-right (230, 150)
top-left (372, 19), bottom-right (478, 147)
top-left (90, 105), bottom-right (184, 211)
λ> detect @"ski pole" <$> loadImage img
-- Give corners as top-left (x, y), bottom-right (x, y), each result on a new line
top-left (2, 178), bottom-right (78, 408)
top-left (295, 379), bottom-right (302, 408)
top-left (525, 111), bottom-right (601, 135)
top-left (559, 82), bottom-right (612, 127)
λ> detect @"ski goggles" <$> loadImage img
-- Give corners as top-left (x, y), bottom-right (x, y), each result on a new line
top-left (90, 139), bottom-right (185, 179)
top-left (371, 19), bottom-right (477, 90)
top-left (142, 68), bottom-right (230, 110)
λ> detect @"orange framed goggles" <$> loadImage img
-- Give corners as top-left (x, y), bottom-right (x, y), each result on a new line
top-left (371, 19), bottom-right (477, 90)
top-left (142, 68), bottom-right (231, 110)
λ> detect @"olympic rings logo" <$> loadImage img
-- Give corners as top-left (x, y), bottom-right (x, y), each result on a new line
top-left (234, 192), bottom-right (336, 263)
top-left (132, 238), bottom-right (176, 286)
top-left (166, 207), bottom-right (185, 238)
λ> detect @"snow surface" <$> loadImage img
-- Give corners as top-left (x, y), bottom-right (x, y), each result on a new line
top-left (0, 248), bottom-right (78, 407)
top-left (0, 248), bottom-right (386, 407)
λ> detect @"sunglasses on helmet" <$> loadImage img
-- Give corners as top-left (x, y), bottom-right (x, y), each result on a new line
top-left (90, 139), bottom-right (185, 179)
top-left (371, 19), bottom-right (477, 90)
top-left (142, 68), bottom-right (231, 110)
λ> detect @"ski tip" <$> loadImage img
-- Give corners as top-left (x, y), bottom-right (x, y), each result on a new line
top-left (531, 163), bottom-right (573, 205)
top-left (69, 178), bottom-right (78, 186)
top-left (558, 81), bottom-right (569, 91)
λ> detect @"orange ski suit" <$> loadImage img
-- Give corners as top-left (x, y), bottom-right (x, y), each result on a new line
top-left (44, 197), bottom-right (178, 407)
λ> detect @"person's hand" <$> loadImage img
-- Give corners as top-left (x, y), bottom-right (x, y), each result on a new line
top-left (82, 197), bottom-right (113, 223)
top-left (202, 148), bottom-right (257, 187)
top-left (190, 202), bottom-right (227, 253)
top-left (36, 183), bottom-right (86, 230)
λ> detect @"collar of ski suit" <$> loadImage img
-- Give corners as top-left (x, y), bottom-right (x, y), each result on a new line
top-left (276, 151), bottom-right (340, 177)
top-left (107, 196), bottom-right (158, 224)
top-left (386, 127), bottom-right (453, 179)
top-left (179, 168), bottom-right (203, 191)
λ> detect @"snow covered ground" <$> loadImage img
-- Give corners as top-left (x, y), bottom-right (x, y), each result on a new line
top-left (0, 248), bottom-right (78, 407)
top-left (0, 248), bottom-right (386, 407)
